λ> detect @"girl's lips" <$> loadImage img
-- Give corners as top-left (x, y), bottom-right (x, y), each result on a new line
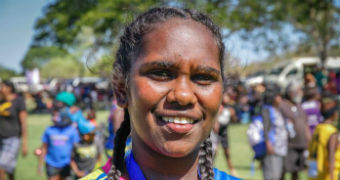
top-left (166, 122), bottom-right (194, 134)
top-left (155, 115), bottom-right (198, 134)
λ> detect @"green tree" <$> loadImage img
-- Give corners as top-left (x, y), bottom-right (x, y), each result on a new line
top-left (21, 46), bottom-right (69, 70)
top-left (281, 0), bottom-right (340, 64)
top-left (0, 66), bottom-right (19, 80)
top-left (40, 56), bottom-right (83, 79)
top-left (32, 0), bottom-right (165, 49)
top-left (30, 0), bottom-right (340, 67)
top-left (87, 55), bottom-right (114, 77)
top-left (33, 0), bottom-right (98, 48)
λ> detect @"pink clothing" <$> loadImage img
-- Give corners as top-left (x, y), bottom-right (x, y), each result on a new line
top-left (102, 158), bottom-right (112, 174)
top-left (102, 158), bottom-right (128, 180)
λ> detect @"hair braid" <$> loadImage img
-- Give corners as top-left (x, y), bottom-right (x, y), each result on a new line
top-left (199, 137), bottom-right (214, 180)
top-left (108, 108), bottom-right (131, 180)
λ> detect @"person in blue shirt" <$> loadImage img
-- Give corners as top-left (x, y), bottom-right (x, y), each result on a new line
top-left (38, 107), bottom-right (80, 180)
top-left (82, 6), bottom-right (241, 180)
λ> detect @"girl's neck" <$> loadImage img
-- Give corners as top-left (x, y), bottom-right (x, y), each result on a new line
top-left (129, 131), bottom-right (200, 180)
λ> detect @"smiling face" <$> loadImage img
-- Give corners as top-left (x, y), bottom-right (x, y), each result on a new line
top-left (126, 18), bottom-right (223, 158)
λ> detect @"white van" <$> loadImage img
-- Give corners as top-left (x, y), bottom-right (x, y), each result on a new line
top-left (10, 77), bottom-right (44, 93)
top-left (265, 57), bottom-right (340, 91)
top-left (10, 77), bottom-right (29, 92)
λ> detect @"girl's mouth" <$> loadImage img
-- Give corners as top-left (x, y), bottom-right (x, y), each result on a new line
top-left (157, 116), bottom-right (199, 134)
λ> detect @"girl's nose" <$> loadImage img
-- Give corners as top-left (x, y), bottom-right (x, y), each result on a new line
top-left (166, 77), bottom-right (197, 106)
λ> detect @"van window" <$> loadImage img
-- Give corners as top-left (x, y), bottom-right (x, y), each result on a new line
top-left (270, 67), bottom-right (284, 75)
top-left (287, 68), bottom-right (298, 76)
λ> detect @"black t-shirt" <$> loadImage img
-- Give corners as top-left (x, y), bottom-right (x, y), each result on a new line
top-left (0, 96), bottom-right (26, 138)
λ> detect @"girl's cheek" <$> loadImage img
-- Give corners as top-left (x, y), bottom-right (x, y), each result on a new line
top-left (198, 84), bottom-right (223, 110)
top-left (132, 77), bottom-right (170, 104)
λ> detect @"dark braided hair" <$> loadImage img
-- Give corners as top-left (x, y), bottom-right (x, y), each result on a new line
top-left (110, 6), bottom-right (225, 180)
top-left (108, 108), bottom-right (130, 180)
top-left (199, 137), bottom-right (215, 180)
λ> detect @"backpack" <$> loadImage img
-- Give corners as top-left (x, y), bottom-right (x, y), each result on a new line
top-left (247, 105), bottom-right (275, 159)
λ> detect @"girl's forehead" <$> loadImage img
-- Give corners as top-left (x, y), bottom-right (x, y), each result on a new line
top-left (143, 18), bottom-right (217, 49)
top-left (137, 18), bottom-right (220, 67)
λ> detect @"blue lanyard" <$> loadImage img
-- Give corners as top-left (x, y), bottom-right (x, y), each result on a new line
top-left (125, 150), bottom-right (146, 180)
top-left (125, 151), bottom-right (201, 180)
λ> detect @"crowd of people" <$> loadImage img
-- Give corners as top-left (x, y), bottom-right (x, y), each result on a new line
top-left (30, 80), bottom-right (114, 114)
top-left (244, 71), bottom-right (339, 180)
top-left (0, 6), bottom-right (340, 180)
top-left (36, 91), bottom-right (103, 180)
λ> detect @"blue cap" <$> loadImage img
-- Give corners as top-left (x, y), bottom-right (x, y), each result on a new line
top-left (78, 119), bottom-right (95, 135)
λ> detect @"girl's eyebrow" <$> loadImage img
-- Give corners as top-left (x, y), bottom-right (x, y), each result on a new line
top-left (139, 61), bottom-right (220, 75)
top-left (193, 65), bottom-right (221, 76)
top-left (139, 61), bottom-right (177, 69)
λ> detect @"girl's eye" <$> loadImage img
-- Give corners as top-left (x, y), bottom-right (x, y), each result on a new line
top-left (147, 70), bottom-right (174, 81)
top-left (191, 74), bottom-right (217, 85)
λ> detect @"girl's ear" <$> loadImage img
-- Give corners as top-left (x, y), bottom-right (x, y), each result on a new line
top-left (112, 68), bottom-right (128, 108)
top-left (113, 82), bottom-right (128, 108)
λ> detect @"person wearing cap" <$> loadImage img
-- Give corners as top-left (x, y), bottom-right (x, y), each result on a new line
top-left (0, 80), bottom-right (28, 180)
top-left (70, 120), bottom-right (101, 179)
top-left (55, 91), bottom-right (88, 129)
top-left (55, 91), bottom-right (76, 109)
top-left (38, 107), bottom-right (80, 180)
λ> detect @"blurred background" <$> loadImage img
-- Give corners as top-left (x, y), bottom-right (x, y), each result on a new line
top-left (0, 0), bottom-right (339, 180)
top-left (1, 0), bottom-right (339, 94)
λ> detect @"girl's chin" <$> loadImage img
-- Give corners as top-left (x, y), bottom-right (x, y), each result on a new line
top-left (158, 144), bottom-right (198, 158)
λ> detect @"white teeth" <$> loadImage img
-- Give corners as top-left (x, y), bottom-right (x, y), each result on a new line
top-left (161, 117), bottom-right (194, 124)
top-left (174, 118), bottom-right (181, 123)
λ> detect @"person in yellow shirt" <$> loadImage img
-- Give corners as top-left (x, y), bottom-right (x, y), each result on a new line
top-left (308, 92), bottom-right (339, 180)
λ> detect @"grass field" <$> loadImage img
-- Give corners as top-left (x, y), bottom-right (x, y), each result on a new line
top-left (14, 111), bottom-right (307, 180)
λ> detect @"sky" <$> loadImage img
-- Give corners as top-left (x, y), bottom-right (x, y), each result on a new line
top-left (0, 1), bottom-right (277, 73)
top-left (0, 0), bottom-right (48, 72)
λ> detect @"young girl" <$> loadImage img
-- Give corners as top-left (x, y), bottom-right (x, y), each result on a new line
top-left (82, 7), bottom-right (240, 180)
